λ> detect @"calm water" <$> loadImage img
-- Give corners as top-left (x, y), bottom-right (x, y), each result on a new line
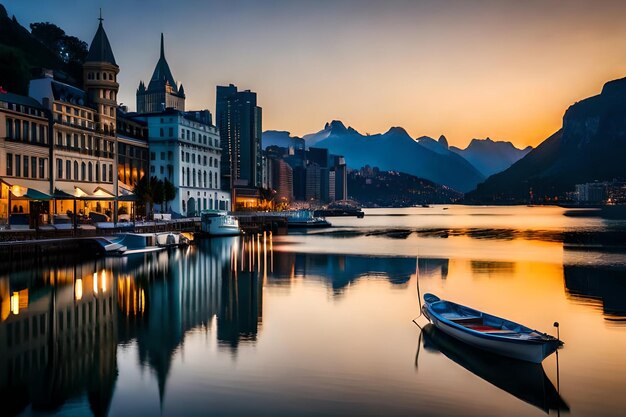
top-left (2, 206), bottom-right (626, 416)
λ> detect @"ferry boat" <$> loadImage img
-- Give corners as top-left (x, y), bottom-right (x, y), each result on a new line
top-left (285, 210), bottom-right (331, 228)
top-left (200, 210), bottom-right (241, 236)
top-left (97, 232), bottom-right (190, 256)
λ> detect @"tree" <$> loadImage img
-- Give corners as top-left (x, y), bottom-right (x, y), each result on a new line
top-left (133, 175), bottom-right (152, 217)
top-left (163, 178), bottom-right (177, 212)
top-left (58, 35), bottom-right (87, 64)
top-left (150, 177), bottom-right (164, 211)
top-left (30, 22), bottom-right (65, 51)
top-left (0, 45), bottom-right (29, 94)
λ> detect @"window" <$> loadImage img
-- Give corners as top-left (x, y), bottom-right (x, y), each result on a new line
top-left (96, 163), bottom-right (100, 182)
top-left (150, 166), bottom-right (155, 174)
top-left (23, 121), bottom-right (29, 142)
top-left (160, 152), bottom-right (165, 160)
top-left (56, 132), bottom-right (62, 146)
top-left (193, 169), bottom-right (196, 187)
top-left (31, 156), bottom-right (36, 178)
top-left (102, 164), bottom-right (107, 182)
top-left (15, 120), bottom-right (21, 140)
top-left (39, 158), bottom-right (45, 179)
top-left (81, 162), bottom-right (86, 181)
top-left (15, 155), bottom-right (21, 177)
top-left (150, 152), bottom-right (155, 161)
top-left (160, 128), bottom-right (164, 137)
top-left (88, 162), bottom-right (93, 181)
top-left (74, 134), bottom-right (79, 148)
top-left (6, 153), bottom-right (12, 176)
top-left (160, 166), bottom-right (164, 174)
top-left (81, 134), bottom-right (86, 149)
top-left (192, 154), bottom-right (196, 164)
top-left (74, 161), bottom-right (79, 180)
top-left (57, 159), bottom-right (63, 179)
top-left (168, 151), bottom-right (173, 161)
top-left (31, 123), bottom-right (37, 142)
top-left (205, 156), bottom-right (208, 166)
top-left (23, 156), bottom-right (29, 177)
top-left (6, 117), bottom-right (13, 138)
top-left (66, 160), bottom-right (71, 179)
top-left (109, 165), bottom-right (113, 183)
top-left (169, 127), bottom-right (173, 137)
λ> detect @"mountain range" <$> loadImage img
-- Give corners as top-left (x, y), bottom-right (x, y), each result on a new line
top-left (264, 123), bottom-right (531, 192)
top-left (467, 76), bottom-right (626, 202)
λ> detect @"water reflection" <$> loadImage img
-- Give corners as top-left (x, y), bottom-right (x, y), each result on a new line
top-left (564, 264), bottom-right (626, 321)
top-left (417, 324), bottom-right (569, 414)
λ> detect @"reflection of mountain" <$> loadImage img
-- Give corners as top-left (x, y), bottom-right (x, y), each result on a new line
top-left (564, 264), bottom-right (626, 318)
top-left (420, 324), bottom-right (568, 413)
top-left (0, 263), bottom-right (118, 417)
top-left (270, 252), bottom-right (449, 290)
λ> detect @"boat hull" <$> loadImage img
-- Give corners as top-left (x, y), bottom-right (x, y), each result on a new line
top-left (422, 294), bottom-right (562, 363)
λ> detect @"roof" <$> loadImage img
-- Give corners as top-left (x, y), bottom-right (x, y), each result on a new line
top-left (50, 79), bottom-right (87, 106)
top-left (0, 91), bottom-right (46, 109)
top-left (147, 34), bottom-right (181, 95)
top-left (85, 20), bottom-right (117, 66)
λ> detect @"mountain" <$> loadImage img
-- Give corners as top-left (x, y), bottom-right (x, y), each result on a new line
top-left (299, 121), bottom-right (485, 192)
top-left (467, 77), bottom-right (626, 202)
top-left (348, 168), bottom-right (463, 207)
top-left (262, 130), bottom-right (300, 149)
top-left (450, 138), bottom-right (532, 177)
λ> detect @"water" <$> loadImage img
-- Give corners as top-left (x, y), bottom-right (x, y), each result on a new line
top-left (1, 206), bottom-right (626, 416)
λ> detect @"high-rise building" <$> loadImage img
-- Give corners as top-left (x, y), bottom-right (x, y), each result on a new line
top-left (216, 84), bottom-right (262, 192)
top-left (136, 34), bottom-right (186, 114)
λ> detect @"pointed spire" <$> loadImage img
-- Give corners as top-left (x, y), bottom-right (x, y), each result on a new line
top-left (160, 33), bottom-right (165, 59)
top-left (86, 11), bottom-right (117, 66)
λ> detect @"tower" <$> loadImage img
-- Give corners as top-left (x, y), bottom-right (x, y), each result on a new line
top-left (136, 34), bottom-right (186, 113)
top-left (83, 11), bottom-right (119, 136)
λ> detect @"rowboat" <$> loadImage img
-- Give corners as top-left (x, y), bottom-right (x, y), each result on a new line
top-left (420, 323), bottom-right (569, 413)
top-left (421, 293), bottom-right (562, 363)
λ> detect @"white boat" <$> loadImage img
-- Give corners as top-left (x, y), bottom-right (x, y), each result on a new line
top-left (284, 210), bottom-right (331, 228)
top-left (422, 293), bottom-right (562, 363)
top-left (97, 232), bottom-right (189, 256)
top-left (200, 210), bottom-right (241, 236)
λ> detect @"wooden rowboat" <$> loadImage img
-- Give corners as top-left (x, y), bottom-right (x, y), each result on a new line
top-left (421, 293), bottom-right (562, 363)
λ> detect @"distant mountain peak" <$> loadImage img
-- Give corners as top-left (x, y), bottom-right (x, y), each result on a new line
top-left (438, 135), bottom-right (449, 149)
top-left (325, 120), bottom-right (347, 132)
top-left (385, 126), bottom-right (410, 137)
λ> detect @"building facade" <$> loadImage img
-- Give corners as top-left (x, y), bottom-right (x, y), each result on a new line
top-left (216, 85), bottom-right (262, 192)
top-left (135, 109), bottom-right (229, 216)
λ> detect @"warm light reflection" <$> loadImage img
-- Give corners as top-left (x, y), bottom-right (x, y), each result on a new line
top-left (93, 272), bottom-right (98, 294)
top-left (10, 291), bottom-right (19, 315)
top-left (101, 269), bottom-right (107, 293)
top-left (75, 278), bottom-right (83, 300)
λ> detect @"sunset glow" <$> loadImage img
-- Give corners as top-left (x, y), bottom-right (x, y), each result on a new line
top-left (7, 0), bottom-right (626, 148)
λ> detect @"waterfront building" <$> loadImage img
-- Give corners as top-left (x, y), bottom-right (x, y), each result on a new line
top-left (216, 84), bottom-right (262, 208)
top-left (0, 92), bottom-right (51, 227)
top-left (0, 17), bottom-right (128, 227)
top-left (136, 34), bottom-right (185, 114)
top-left (116, 106), bottom-right (149, 195)
top-left (268, 157), bottom-right (294, 205)
top-left (133, 108), bottom-right (230, 216)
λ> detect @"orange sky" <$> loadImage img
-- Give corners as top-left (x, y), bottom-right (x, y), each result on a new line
top-left (8, 0), bottom-right (626, 148)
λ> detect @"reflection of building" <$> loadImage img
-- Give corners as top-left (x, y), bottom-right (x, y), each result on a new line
top-left (564, 265), bottom-right (626, 317)
top-left (0, 263), bottom-right (117, 416)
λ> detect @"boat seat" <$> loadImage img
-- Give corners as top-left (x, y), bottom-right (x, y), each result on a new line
top-left (448, 316), bottom-right (483, 325)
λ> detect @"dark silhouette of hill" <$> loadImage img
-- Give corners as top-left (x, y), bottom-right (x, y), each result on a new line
top-left (0, 4), bottom-right (81, 94)
top-left (467, 77), bottom-right (626, 203)
top-left (450, 138), bottom-right (532, 177)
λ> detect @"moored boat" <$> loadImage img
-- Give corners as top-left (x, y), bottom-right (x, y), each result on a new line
top-left (285, 210), bottom-right (331, 228)
top-left (200, 210), bottom-right (241, 236)
top-left (421, 293), bottom-right (562, 363)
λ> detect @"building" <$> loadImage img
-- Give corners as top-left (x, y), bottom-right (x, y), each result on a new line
top-left (1, 16), bottom-right (127, 226)
top-left (216, 85), bottom-right (262, 199)
top-left (268, 157), bottom-right (293, 205)
top-left (136, 34), bottom-right (185, 114)
top-left (134, 108), bottom-right (229, 216)
top-left (575, 182), bottom-right (608, 203)
top-left (0, 92), bottom-right (51, 227)
top-left (116, 107), bottom-right (149, 195)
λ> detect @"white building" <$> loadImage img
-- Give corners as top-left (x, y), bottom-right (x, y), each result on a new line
top-left (136, 109), bottom-right (230, 216)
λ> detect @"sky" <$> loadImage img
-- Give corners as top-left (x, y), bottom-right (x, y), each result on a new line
top-left (5, 0), bottom-right (626, 148)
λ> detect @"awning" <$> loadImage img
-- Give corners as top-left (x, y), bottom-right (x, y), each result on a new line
top-left (1, 179), bottom-right (52, 200)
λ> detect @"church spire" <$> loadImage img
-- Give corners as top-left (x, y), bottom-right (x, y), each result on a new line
top-left (160, 33), bottom-right (165, 59)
